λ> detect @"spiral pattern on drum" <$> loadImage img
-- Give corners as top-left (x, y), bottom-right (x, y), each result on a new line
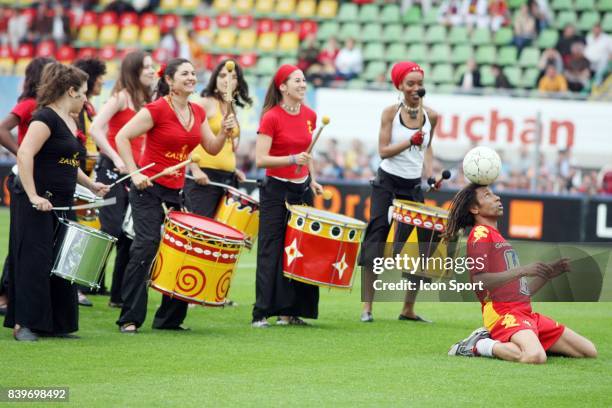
top-left (215, 270), bottom-right (232, 302)
top-left (151, 253), bottom-right (163, 281)
top-left (176, 266), bottom-right (206, 297)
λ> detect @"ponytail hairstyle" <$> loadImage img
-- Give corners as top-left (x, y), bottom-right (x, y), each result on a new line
top-left (442, 183), bottom-right (482, 242)
top-left (37, 62), bottom-right (89, 107)
top-left (261, 79), bottom-right (283, 118)
top-left (154, 58), bottom-right (192, 100)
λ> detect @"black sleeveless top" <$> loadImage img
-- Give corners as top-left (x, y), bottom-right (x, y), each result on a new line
top-left (32, 107), bottom-right (81, 205)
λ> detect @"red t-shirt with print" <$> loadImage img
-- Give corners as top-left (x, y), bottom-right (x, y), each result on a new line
top-left (258, 105), bottom-right (316, 179)
top-left (140, 97), bottom-right (206, 189)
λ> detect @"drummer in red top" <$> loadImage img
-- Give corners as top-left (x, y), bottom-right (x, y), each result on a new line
top-left (446, 184), bottom-right (597, 363)
top-left (0, 56), bottom-right (54, 316)
top-left (114, 58), bottom-right (232, 334)
top-left (90, 51), bottom-right (156, 308)
top-left (251, 64), bottom-right (324, 328)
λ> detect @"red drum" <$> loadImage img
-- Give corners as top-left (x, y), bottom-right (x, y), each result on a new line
top-left (283, 205), bottom-right (366, 289)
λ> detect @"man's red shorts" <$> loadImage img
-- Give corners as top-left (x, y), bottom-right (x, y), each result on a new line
top-left (488, 310), bottom-right (565, 350)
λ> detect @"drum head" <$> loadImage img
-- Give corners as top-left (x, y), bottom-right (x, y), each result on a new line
top-left (168, 211), bottom-right (246, 242)
top-left (224, 186), bottom-right (259, 205)
top-left (393, 199), bottom-right (448, 218)
top-left (288, 205), bottom-right (366, 228)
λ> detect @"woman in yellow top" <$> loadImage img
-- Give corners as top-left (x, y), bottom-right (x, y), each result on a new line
top-left (185, 59), bottom-right (253, 215)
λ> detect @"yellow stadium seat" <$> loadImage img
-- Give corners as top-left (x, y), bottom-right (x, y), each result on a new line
top-left (215, 29), bottom-right (237, 49)
top-left (296, 0), bottom-right (316, 19)
top-left (119, 25), bottom-right (140, 47)
top-left (98, 25), bottom-right (119, 46)
top-left (236, 29), bottom-right (257, 50)
top-left (0, 58), bottom-right (14, 75)
top-left (159, 0), bottom-right (180, 13)
top-left (14, 58), bottom-right (32, 76)
top-left (255, 0), bottom-right (275, 15)
top-left (140, 26), bottom-right (161, 49)
top-left (235, 0), bottom-right (254, 13)
top-left (278, 32), bottom-right (298, 52)
top-left (96, 0), bottom-right (114, 9)
top-left (212, 0), bottom-right (233, 13)
top-left (275, 0), bottom-right (296, 16)
top-left (257, 32), bottom-right (278, 53)
top-left (180, 0), bottom-right (200, 14)
top-left (317, 0), bottom-right (338, 19)
top-left (77, 25), bottom-right (98, 46)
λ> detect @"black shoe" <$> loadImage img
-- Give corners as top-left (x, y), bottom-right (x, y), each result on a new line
top-left (119, 324), bottom-right (138, 334)
top-left (53, 333), bottom-right (80, 339)
top-left (0, 304), bottom-right (7, 316)
top-left (78, 292), bottom-right (93, 307)
top-left (14, 327), bottom-right (38, 341)
top-left (153, 325), bottom-right (191, 331)
top-left (398, 314), bottom-right (432, 323)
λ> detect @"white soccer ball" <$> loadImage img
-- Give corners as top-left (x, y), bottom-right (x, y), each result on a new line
top-left (462, 146), bottom-right (502, 185)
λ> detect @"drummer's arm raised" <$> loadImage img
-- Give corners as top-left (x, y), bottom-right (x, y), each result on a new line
top-left (116, 108), bottom-right (154, 174)
top-left (379, 105), bottom-right (411, 159)
top-left (17, 121), bottom-right (51, 208)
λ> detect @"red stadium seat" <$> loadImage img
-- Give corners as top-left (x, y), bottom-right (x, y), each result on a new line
top-left (216, 13), bottom-right (233, 28)
top-left (0, 44), bottom-right (13, 59)
top-left (160, 14), bottom-right (180, 33)
top-left (16, 43), bottom-right (34, 59)
top-left (36, 40), bottom-right (56, 58)
top-left (77, 47), bottom-right (97, 59)
top-left (80, 10), bottom-right (98, 27)
top-left (119, 12), bottom-right (138, 27)
top-left (256, 18), bottom-right (275, 34)
top-left (98, 45), bottom-right (118, 61)
top-left (118, 48), bottom-right (139, 59)
top-left (21, 8), bottom-right (37, 26)
top-left (278, 19), bottom-right (296, 33)
top-left (55, 45), bottom-right (76, 63)
top-left (193, 15), bottom-right (211, 31)
top-left (298, 20), bottom-right (317, 40)
top-left (140, 12), bottom-right (159, 27)
top-left (100, 11), bottom-right (118, 25)
top-left (238, 52), bottom-right (257, 68)
top-left (236, 15), bottom-right (254, 29)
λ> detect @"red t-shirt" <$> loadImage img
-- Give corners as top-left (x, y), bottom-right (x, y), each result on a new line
top-left (140, 97), bottom-right (206, 189)
top-left (108, 108), bottom-right (145, 164)
top-left (467, 224), bottom-right (531, 313)
top-left (11, 97), bottom-right (37, 145)
top-left (258, 105), bottom-right (316, 179)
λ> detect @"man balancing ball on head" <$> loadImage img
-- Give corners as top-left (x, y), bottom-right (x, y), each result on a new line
top-left (445, 183), bottom-right (597, 363)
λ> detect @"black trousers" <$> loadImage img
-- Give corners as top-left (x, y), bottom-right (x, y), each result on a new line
top-left (95, 155), bottom-right (132, 303)
top-left (0, 174), bottom-right (16, 298)
top-left (116, 183), bottom-right (188, 329)
top-left (360, 168), bottom-right (427, 302)
top-left (252, 177), bottom-right (319, 321)
top-left (183, 168), bottom-right (237, 217)
top-left (4, 189), bottom-right (78, 334)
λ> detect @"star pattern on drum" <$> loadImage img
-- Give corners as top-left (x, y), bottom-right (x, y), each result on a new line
top-left (284, 238), bottom-right (303, 266)
top-left (332, 253), bottom-right (349, 280)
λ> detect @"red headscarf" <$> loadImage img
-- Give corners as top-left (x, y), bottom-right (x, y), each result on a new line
top-left (390, 61), bottom-right (424, 89)
top-left (273, 64), bottom-right (299, 89)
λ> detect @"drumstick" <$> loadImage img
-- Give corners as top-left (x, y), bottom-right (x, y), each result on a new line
top-left (109, 162), bottom-right (156, 188)
top-left (295, 116), bottom-right (330, 174)
top-left (149, 154), bottom-right (201, 182)
top-left (224, 60), bottom-right (235, 115)
top-left (322, 190), bottom-right (333, 200)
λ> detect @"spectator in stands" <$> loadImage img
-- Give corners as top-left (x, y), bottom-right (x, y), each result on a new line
top-left (32, 2), bottom-right (54, 44)
top-left (7, 9), bottom-right (28, 51)
top-left (585, 24), bottom-right (612, 87)
top-left (564, 42), bottom-right (592, 92)
top-left (335, 38), bottom-right (363, 81)
top-left (438, 0), bottom-right (464, 26)
top-left (512, 4), bottom-right (537, 54)
top-left (105, 0), bottom-right (137, 13)
top-left (492, 64), bottom-right (513, 88)
top-left (597, 166), bottom-right (612, 195)
top-left (51, 5), bottom-right (71, 45)
top-left (181, 29), bottom-right (206, 74)
top-left (402, 0), bottom-right (432, 15)
top-left (311, 37), bottom-right (339, 87)
top-left (461, 0), bottom-right (490, 30)
top-left (538, 47), bottom-right (564, 73)
top-left (298, 34), bottom-right (322, 85)
top-left (537, 63), bottom-right (568, 93)
top-left (488, 0), bottom-right (509, 32)
top-left (556, 24), bottom-right (585, 64)
top-left (458, 58), bottom-right (482, 90)
top-left (160, 27), bottom-right (180, 59)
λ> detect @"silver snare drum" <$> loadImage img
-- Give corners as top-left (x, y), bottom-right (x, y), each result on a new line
top-left (51, 218), bottom-right (117, 289)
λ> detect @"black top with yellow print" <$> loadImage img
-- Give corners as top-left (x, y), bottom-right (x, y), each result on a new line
top-left (32, 107), bottom-right (81, 202)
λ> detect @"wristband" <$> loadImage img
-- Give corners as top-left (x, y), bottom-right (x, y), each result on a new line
top-left (290, 154), bottom-right (296, 165)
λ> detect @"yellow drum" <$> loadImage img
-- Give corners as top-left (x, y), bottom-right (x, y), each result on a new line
top-left (386, 200), bottom-right (455, 279)
top-left (74, 184), bottom-right (101, 230)
top-left (212, 183), bottom-right (259, 249)
top-left (150, 211), bottom-right (247, 306)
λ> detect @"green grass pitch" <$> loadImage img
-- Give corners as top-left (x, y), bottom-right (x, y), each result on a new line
top-left (0, 208), bottom-right (610, 407)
